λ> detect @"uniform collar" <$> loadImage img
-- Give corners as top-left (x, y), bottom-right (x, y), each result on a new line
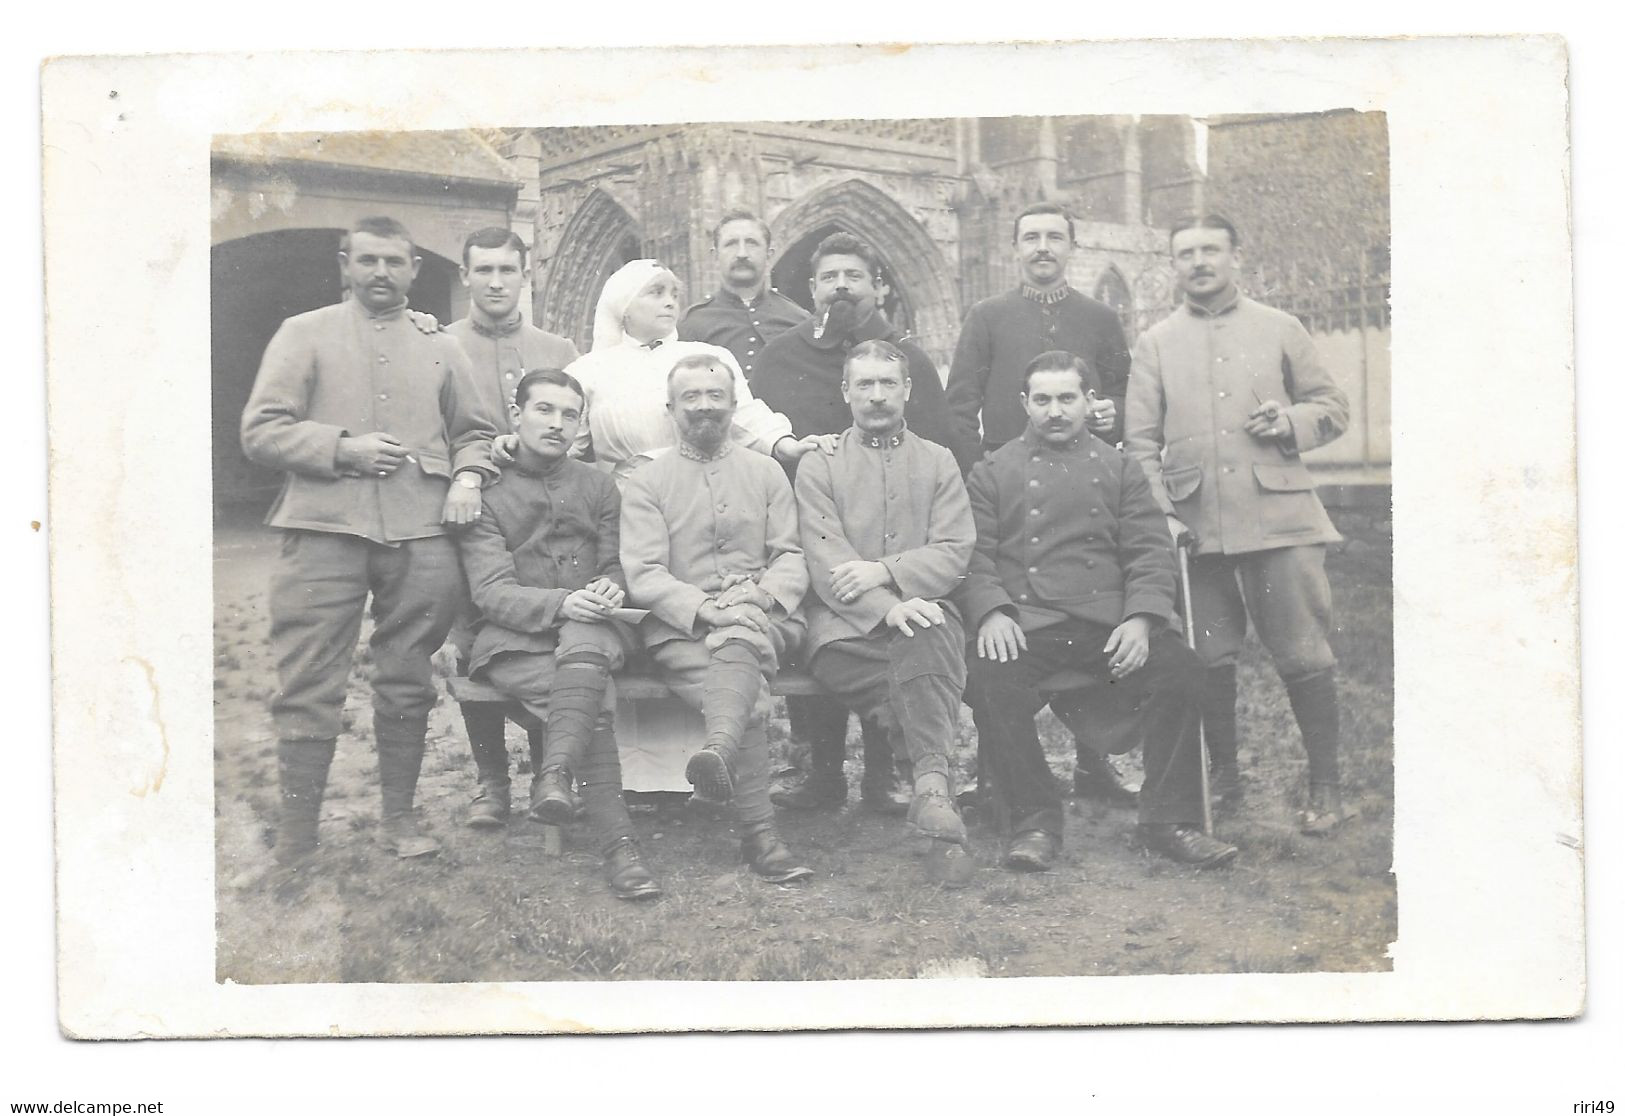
top-left (1020, 283), bottom-right (1072, 306)
top-left (513, 451), bottom-right (570, 479)
top-left (716, 286), bottom-right (769, 309)
top-left (350, 296), bottom-right (408, 322)
top-left (855, 422), bottom-right (907, 449)
top-left (468, 309), bottom-right (524, 338)
top-left (1020, 425), bottom-right (1097, 456)
top-left (678, 438), bottom-right (734, 462)
top-left (1182, 286), bottom-right (1242, 319)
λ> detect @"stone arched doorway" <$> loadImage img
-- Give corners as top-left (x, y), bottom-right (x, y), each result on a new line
top-left (769, 179), bottom-right (959, 373)
top-left (211, 228), bottom-right (458, 515)
top-left (1093, 264), bottom-right (1135, 342)
top-left (538, 189), bottom-right (643, 352)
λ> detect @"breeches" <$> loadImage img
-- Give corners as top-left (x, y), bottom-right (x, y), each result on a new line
top-left (809, 616), bottom-right (967, 781)
top-left (268, 531), bottom-right (461, 741)
top-left (1189, 545), bottom-right (1336, 680)
top-left (476, 621), bottom-right (629, 718)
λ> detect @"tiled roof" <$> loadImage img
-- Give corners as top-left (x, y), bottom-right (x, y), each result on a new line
top-left (212, 129), bottom-right (519, 185)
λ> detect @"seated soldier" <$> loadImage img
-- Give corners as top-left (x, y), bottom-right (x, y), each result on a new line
top-left (457, 369), bottom-right (660, 900)
top-left (962, 351), bottom-right (1239, 872)
top-left (794, 340), bottom-right (975, 855)
top-left (619, 353), bottom-right (814, 884)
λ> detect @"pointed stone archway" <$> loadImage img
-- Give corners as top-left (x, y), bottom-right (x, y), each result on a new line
top-left (769, 179), bottom-right (959, 372)
top-left (537, 188), bottom-right (643, 352)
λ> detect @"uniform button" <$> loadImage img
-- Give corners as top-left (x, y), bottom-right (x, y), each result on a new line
top-left (1030, 508), bottom-right (1040, 517)
top-left (1218, 390), bottom-right (1228, 398)
top-left (1216, 356), bottom-right (1226, 363)
top-left (1030, 536), bottom-right (1040, 544)
top-left (1090, 507), bottom-right (1101, 516)
top-left (747, 350), bottom-right (756, 356)
top-left (1220, 428), bottom-right (1230, 436)
top-left (378, 393), bottom-right (388, 401)
top-left (744, 365), bottom-right (753, 373)
top-left (1027, 566), bottom-right (1038, 574)
top-left (374, 323), bottom-right (384, 331)
top-left (1018, 594), bottom-right (1028, 602)
top-left (1224, 466), bottom-right (1235, 473)
top-left (1086, 560), bottom-right (1096, 569)
top-left (1089, 452), bottom-right (1098, 460)
top-left (505, 372), bottom-right (515, 380)
top-left (378, 355), bottom-right (388, 363)
top-left (1028, 479), bottom-right (1040, 488)
top-left (1091, 477), bottom-right (1101, 485)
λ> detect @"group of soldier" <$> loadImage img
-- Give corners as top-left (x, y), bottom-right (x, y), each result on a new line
top-left (239, 199), bottom-right (1354, 900)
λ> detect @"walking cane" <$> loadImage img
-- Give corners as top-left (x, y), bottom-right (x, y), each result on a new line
top-left (1176, 535), bottom-right (1214, 837)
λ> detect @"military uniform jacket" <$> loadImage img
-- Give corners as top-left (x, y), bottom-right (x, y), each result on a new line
top-left (241, 299), bottom-right (498, 544)
top-left (751, 310), bottom-right (977, 473)
top-left (960, 428), bottom-right (1178, 635)
top-left (445, 315), bottom-right (579, 417)
top-left (1124, 293), bottom-right (1347, 556)
top-left (945, 286), bottom-right (1131, 452)
top-left (794, 427), bottom-right (975, 658)
top-left (678, 287), bottom-right (809, 379)
top-left (456, 456), bottom-right (625, 676)
top-left (620, 442), bottom-right (809, 650)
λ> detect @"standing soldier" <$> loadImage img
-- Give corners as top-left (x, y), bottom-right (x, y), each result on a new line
top-left (1124, 215), bottom-right (1353, 833)
top-left (444, 226), bottom-right (579, 828)
top-left (241, 215), bottom-right (498, 866)
top-left (679, 209), bottom-right (808, 380)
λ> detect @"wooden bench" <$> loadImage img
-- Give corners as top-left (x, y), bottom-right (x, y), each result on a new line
top-left (446, 670), bottom-right (831, 705)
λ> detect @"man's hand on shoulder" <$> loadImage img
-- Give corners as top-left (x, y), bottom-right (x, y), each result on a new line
top-left (976, 610), bottom-right (1027, 662)
top-left (885, 598), bottom-right (945, 637)
top-left (407, 309), bottom-right (441, 335)
top-left (830, 559), bottom-right (892, 604)
top-left (491, 434), bottom-right (520, 466)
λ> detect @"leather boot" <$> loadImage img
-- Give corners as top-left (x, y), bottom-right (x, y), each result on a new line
top-left (528, 766), bottom-right (576, 826)
top-left (275, 739), bottom-right (335, 865)
top-left (603, 836), bottom-right (662, 900)
top-left (740, 828), bottom-right (813, 883)
top-left (906, 773), bottom-right (968, 845)
top-left (467, 779), bottom-right (511, 829)
top-left (375, 721), bottom-right (439, 859)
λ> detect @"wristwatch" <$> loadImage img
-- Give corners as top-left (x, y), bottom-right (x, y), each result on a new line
top-left (456, 471), bottom-right (482, 490)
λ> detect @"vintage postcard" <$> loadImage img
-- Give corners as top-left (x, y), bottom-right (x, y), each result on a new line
top-left (42, 36), bottom-right (1579, 1037)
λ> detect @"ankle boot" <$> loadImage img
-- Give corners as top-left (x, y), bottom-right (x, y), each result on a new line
top-left (528, 766), bottom-right (576, 826)
top-left (603, 836), bottom-right (662, 900)
top-left (275, 739), bottom-right (336, 865)
top-left (740, 828), bottom-right (813, 883)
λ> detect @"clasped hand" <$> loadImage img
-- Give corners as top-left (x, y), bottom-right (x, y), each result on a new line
top-left (830, 559), bottom-right (891, 603)
top-left (562, 577), bottom-right (625, 623)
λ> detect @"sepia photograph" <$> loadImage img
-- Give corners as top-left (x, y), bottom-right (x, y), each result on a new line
top-left (40, 35), bottom-right (1585, 1045)
top-left (209, 112), bottom-right (1395, 986)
